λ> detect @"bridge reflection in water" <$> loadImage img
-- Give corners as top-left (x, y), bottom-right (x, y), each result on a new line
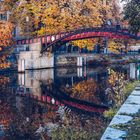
top-left (0, 64), bottom-right (139, 139)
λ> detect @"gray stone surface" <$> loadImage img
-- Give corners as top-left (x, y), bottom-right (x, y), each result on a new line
top-left (125, 95), bottom-right (140, 105)
top-left (110, 115), bottom-right (132, 126)
top-left (118, 104), bottom-right (140, 115)
top-left (131, 90), bottom-right (140, 96)
top-left (101, 127), bottom-right (126, 140)
top-left (101, 85), bottom-right (140, 140)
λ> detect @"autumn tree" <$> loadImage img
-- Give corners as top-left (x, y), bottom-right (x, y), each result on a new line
top-left (0, 21), bottom-right (13, 48)
top-left (0, 0), bottom-right (14, 69)
top-left (8, 0), bottom-right (111, 35)
top-left (6, 0), bottom-right (123, 52)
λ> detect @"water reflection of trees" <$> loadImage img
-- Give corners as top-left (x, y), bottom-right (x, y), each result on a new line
top-left (0, 67), bottom-right (129, 139)
top-left (60, 67), bottom-right (127, 108)
top-left (1, 94), bottom-right (108, 140)
top-left (0, 75), bottom-right (10, 91)
top-left (0, 102), bottom-right (13, 130)
top-left (0, 76), bottom-right (9, 85)
top-left (61, 79), bottom-right (103, 104)
top-left (0, 74), bottom-right (17, 94)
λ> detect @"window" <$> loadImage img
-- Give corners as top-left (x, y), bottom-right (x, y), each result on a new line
top-left (0, 14), bottom-right (7, 20)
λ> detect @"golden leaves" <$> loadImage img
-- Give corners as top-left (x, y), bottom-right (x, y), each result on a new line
top-left (70, 39), bottom-right (98, 50)
top-left (8, 0), bottom-right (112, 36)
top-left (0, 21), bottom-right (13, 47)
top-left (71, 79), bottom-right (98, 102)
top-left (108, 39), bottom-right (124, 54)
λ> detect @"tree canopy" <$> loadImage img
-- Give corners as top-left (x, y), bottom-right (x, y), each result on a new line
top-left (1, 0), bottom-right (122, 53)
top-left (123, 0), bottom-right (140, 34)
top-left (0, 1), bottom-right (14, 69)
top-left (6, 0), bottom-right (119, 36)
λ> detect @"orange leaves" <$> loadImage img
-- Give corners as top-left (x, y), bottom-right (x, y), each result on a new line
top-left (0, 62), bottom-right (11, 69)
top-left (72, 79), bottom-right (97, 94)
top-left (70, 79), bottom-right (99, 103)
top-left (0, 21), bottom-right (13, 48)
top-left (0, 20), bottom-right (13, 68)
top-left (0, 21), bottom-right (13, 67)
top-left (8, 0), bottom-right (114, 36)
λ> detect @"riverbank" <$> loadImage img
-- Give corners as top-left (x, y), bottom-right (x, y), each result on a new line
top-left (101, 82), bottom-right (140, 140)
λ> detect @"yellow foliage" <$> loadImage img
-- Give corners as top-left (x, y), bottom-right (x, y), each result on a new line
top-left (8, 0), bottom-right (115, 36)
top-left (71, 79), bottom-right (98, 102)
top-left (70, 38), bottom-right (98, 50)
top-left (108, 39), bottom-right (123, 54)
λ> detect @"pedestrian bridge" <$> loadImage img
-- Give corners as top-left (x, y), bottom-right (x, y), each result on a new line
top-left (16, 27), bottom-right (140, 53)
top-left (16, 27), bottom-right (140, 72)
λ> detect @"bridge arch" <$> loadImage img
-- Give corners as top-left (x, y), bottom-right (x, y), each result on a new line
top-left (16, 27), bottom-right (139, 54)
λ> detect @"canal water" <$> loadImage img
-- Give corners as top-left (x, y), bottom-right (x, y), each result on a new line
top-left (0, 63), bottom-right (139, 140)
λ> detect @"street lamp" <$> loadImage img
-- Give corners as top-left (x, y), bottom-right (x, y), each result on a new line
top-left (26, 16), bottom-right (29, 50)
top-left (26, 16), bottom-right (29, 22)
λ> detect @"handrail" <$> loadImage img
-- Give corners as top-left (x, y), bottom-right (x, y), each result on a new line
top-left (41, 27), bottom-right (134, 54)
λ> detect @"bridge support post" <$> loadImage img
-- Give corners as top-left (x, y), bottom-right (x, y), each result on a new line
top-left (77, 67), bottom-right (83, 77)
top-left (18, 59), bottom-right (25, 73)
top-left (104, 37), bottom-right (108, 54)
top-left (77, 56), bottom-right (83, 67)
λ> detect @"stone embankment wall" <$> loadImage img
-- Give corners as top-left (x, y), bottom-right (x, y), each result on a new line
top-left (18, 42), bottom-right (54, 72)
top-left (17, 42), bottom-right (84, 72)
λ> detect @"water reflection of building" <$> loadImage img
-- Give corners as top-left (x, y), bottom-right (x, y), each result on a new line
top-left (18, 69), bottom-right (54, 96)
top-left (1, 63), bottom-right (139, 139)
top-left (129, 63), bottom-right (140, 80)
top-left (130, 63), bottom-right (136, 79)
top-left (18, 67), bottom-right (109, 90)
top-left (54, 67), bottom-right (108, 88)
top-left (17, 67), bottom-right (110, 106)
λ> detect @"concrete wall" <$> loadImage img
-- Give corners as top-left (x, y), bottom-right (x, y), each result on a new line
top-left (55, 55), bottom-right (83, 67)
top-left (18, 51), bottom-right (54, 72)
top-left (18, 42), bottom-right (54, 72)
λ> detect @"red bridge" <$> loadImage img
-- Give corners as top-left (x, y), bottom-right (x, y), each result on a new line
top-left (16, 27), bottom-right (140, 53)
top-left (17, 88), bottom-right (108, 115)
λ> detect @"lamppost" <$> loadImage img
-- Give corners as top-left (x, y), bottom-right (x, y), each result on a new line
top-left (26, 16), bottom-right (29, 50)
top-left (104, 19), bottom-right (112, 54)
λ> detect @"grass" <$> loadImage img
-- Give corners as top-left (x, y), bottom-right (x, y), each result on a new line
top-left (51, 126), bottom-right (100, 140)
top-left (126, 112), bottom-right (140, 140)
top-left (103, 107), bottom-right (118, 119)
top-left (104, 80), bottom-right (139, 119)
top-left (111, 110), bottom-right (140, 140)
top-left (123, 80), bottom-right (139, 98)
top-left (105, 80), bottom-right (140, 140)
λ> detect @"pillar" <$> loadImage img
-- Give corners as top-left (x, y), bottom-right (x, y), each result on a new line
top-left (77, 57), bottom-right (83, 67)
top-left (18, 59), bottom-right (25, 73)
top-left (77, 67), bottom-right (83, 77)
top-left (104, 37), bottom-right (108, 54)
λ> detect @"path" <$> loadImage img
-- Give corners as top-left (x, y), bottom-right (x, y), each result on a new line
top-left (101, 83), bottom-right (140, 140)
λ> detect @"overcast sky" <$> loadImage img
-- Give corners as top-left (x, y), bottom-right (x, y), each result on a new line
top-left (119, 0), bottom-right (126, 11)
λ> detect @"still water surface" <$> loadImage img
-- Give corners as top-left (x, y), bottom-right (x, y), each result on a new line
top-left (0, 63), bottom-right (139, 140)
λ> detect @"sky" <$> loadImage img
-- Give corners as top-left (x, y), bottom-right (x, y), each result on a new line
top-left (119, 0), bottom-right (126, 11)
